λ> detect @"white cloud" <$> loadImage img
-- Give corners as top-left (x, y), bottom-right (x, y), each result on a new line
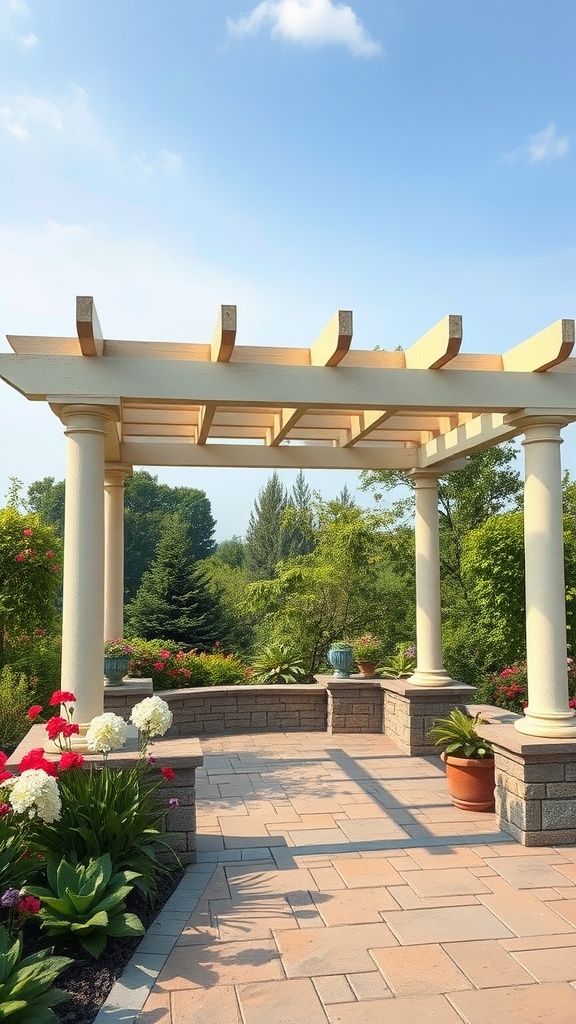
top-left (159, 150), bottom-right (183, 175)
top-left (0, 85), bottom-right (113, 157)
top-left (503, 122), bottom-right (570, 165)
top-left (228, 0), bottom-right (381, 58)
top-left (0, 0), bottom-right (37, 49)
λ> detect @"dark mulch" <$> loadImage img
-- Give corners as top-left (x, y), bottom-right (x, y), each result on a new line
top-left (22, 867), bottom-right (185, 1024)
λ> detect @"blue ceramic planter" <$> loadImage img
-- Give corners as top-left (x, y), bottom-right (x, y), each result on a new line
top-left (103, 655), bottom-right (130, 686)
top-left (328, 645), bottom-right (354, 678)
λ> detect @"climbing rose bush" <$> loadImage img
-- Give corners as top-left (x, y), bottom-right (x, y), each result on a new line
top-left (7, 769), bottom-right (61, 823)
top-left (86, 713), bottom-right (128, 754)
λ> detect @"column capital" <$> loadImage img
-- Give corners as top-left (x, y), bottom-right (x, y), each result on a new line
top-left (408, 458), bottom-right (468, 485)
top-left (60, 404), bottom-right (119, 435)
top-left (505, 411), bottom-right (572, 436)
top-left (104, 463), bottom-right (133, 485)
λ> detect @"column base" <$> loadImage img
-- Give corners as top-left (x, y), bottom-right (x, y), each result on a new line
top-left (48, 724), bottom-right (92, 755)
top-left (515, 710), bottom-right (576, 739)
top-left (407, 669), bottom-right (455, 688)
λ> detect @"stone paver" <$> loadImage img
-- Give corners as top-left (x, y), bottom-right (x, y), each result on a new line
top-left (97, 731), bottom-right (576, 1024)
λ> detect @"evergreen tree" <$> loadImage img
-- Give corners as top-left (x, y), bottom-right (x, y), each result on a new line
top-left (335, 484), bottom-right (355, 507)
top-left (285, 471), bottom-right (315, 557)
top-left (244, 472), bottom-right (292, 580)
top-left (125, 514), bottom-right (222, 648)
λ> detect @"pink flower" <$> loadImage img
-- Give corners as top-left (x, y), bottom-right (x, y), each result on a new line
top-left (15, 554), bottom-right (25, 562)
top-left (23, 528), bottom-right (32, 537)
top-left (146, 756), bottom-right (156, 765)
top-left (27, 705), bottom-right (43, 720)
top-left (153, 661), bottom-right (165, 670)
top-left (160, 767), bottom-right (175, 781)
top-left (159, 650), bottom-right (171, 659)
top-left (49, 691), bottom-right (76, 706)
top-left (19, 748), bottom-right (58, 777)
top-left (18, 895), bottom-right (41, 914)
top-left (62, 723), bottom-right (79, 738)
top-left (0, 803), bottom-right (11, 818)
top-left (45, 551), bottom-right (54, 559)
top-left (45, 716), bottom-right (67, 740)
top-left (168, 797), bottom-right (180, 809)
top-left (500, 668), bottom-right (513, 678)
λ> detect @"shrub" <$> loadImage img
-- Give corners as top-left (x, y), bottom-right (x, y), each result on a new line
top-left (26, 854), bottom-right (144, 958)
top-left (0, 923), bottom-right (72, 1023)
top-left (250, 643), bottom-right (306, 685)
top-left (1, 631), bottom-right (62, 710)
top-left (0, 813), bottom-right (44, 892)
top-left (471, 659), bottom-right (576, 715)
top-left (127, 637), bottom-right (248, 689)
top-left (0, 667), bottom-right (36, 752)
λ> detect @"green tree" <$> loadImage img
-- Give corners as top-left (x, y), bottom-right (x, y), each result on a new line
top-left (244, 472), bottom-right (292, 580)
top-left (26, 477), bottom-right (66, 537)
top-left (285, 470), bottom-right (316, 558)
top-left (213, 537), bottom-right (246, 569)
top-left (125, 514), bottom-right (222, 648)
top-left (0, 507), bottom-right (62, 663)
top-left (245, 501), bottom-right (410, 675)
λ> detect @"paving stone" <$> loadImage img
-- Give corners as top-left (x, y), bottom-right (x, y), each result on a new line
top-left (346, 971), bottom-right (392, 1000)
top-left (511, 945), bottom-right (576, 983)
top-left (311, 885), bottom-right (400, 925)
top-left (171, 985), bottom-right (241, 1023)
top-left (448, 982), bottom-right (576, 1024)
top-left (332, 857), bottom-right (404, 888)
top-left (325, 993), bottom-right (463, 1023)
top-left (484, 856), bottom-right (572, 889)
top-left (155, 939), bottom-right (284, 989)
top-left (313, 974), bottom-right (356, 1004)
top-left (442, 939), bottom-right (537, 988)
top-left (479, 891), bottom-right (576, 936)
top-left (381, 905), bottom-right (513, 944)
top-left (238, 979), bottom-right (330, 1024)
top-left (136, 991), bottom-right (172, 1023)
top-left (402, 846), bottom-right (485, 869)
top-left (399, 867), bottom-right (490, 897)
top-left (275, 922), bottom-right (398, 977)
top-left (500, 933), bottom-right (576, 951)
top-left (370, 943), bottom-right (472, 996)
top-left (546, 899), bottom-right (576, 926)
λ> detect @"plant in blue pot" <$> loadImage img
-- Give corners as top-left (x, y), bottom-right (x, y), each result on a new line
top-left (328, 641), bottom-right (354, 678)
top-left (104, 639), bottom-right (135, 687)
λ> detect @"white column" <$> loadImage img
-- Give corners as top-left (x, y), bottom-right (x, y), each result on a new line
top-left (104, 465), bottom-right (131, 642)
top-left (60, 406), bottom-right (112, 742)
top-left (408, 470), bottom-right (453, 687)
top-left (515, 416), bottom-right (576, 737)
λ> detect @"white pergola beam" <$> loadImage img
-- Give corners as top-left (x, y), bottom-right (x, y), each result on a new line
top-left (310, 311), bottom-right (353, 367)
top-left (502, 319), bottom-right (574, 373)
top-left (343, 410), bottom-right (395, 447)
top-left (196, 403), bottom-right (217, 444)
top-left (405, 314), bottom-right (462, 369)
top-left (6, 358), bottom-right (576, 413)
top-left (419, 413), bottom-right (518, 467)
top-left (266, 407), bottom-right (307, 446)
top-left (211, 305), bottom-right (237, 362)
top-left (76, 296), bottom-right (103, 357)
top-left (120, 441), bottom-right (418, 470)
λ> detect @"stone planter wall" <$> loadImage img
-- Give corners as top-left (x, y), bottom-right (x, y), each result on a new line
top-left (321, 678), bottom-right (383, 733)
top-left (380, 678), bottom-right (475, 755)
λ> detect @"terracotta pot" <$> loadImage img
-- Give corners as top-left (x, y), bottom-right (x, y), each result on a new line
top-left (441, 751), bottom-right (495, 812)
top-left (357, 661), bottom-right (377, 678)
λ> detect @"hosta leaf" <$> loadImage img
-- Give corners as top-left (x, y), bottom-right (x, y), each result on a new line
top-left (105, 912), bottom-right (145, 937)
top-left (80, 932), bottom-right (107, 959)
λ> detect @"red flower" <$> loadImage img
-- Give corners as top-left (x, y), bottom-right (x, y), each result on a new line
top-left (45, 551), bottom-right (54, 559)
top-left (27, 705), bottom-right (43, 720)
top-left (146, 756), bottom-right (156, 765)
top-left (45, 716), bottom-right (67, 740)
top-left (62, 723), bottom-right (79, 738)
top-left (23, 528), bottom-right (32, 537)
top-left (160, 767), bottom-right (175, 781)
top-left (19, 748), bottom-right (59, 777)
top-left (18, 896), bottom-right (41, 914)
top-left (0, 803), bottom-right (11, 818)
top-left (15, 554), bottom-right (25, 562)
top-left (0, 771), bottom-right (12, 783)
top-left (0, 753), bottom-right (8, 769)
top-left (59, 751), bottom-right (84, 770)
top-left (153, 661), bottom-right (165, 671)
top-left (52, 565), bottom-right (60, 572)
top-left (159, 650), bottom-right (171, 659)
top-left (49, 691), bottom-right (76, 706)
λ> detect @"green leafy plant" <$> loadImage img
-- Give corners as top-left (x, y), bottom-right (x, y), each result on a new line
top-left (0, 815), bottom-right (44, 892)
top-left (329, 641), bottom-right (352, 650)
top-left (352, 634), bottom-right (385, 663)
top-left (32, 764), bottom-right (178, 901)
top-left (250, 642), bottom-right (307, 684)
top-left (0, 923), bottom-right (71, 1023)
top-left (26, 854), bottom-right (144, 958)
top-left (104, 639), bottom-right (135, 658)
top-left (429, 709), bottom-right (493, 760)
top-left (0, 667), bottom-right (36, 752)
top-left (378, 642), bottom-right (416, 678)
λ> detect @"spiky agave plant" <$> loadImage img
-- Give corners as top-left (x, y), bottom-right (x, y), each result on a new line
top-left (250, 643), bottom-right (307, 685)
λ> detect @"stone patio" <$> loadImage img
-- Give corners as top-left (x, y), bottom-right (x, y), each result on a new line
top-left (95, 732), bottom-right (576, 1024)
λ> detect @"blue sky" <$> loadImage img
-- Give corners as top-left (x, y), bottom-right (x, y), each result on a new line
top-left (0, 0), bottom-right (575, 539)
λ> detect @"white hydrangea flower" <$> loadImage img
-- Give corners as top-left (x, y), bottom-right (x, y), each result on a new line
top-left (130, 695), bottom-right (173, 738)
top-left (9, 769), bottom-right (61, 823)
top-left (86, 712), bottom-right (128, 753)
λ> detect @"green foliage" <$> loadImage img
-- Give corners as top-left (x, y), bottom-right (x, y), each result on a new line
top-left (250, 643), bottom-right (307, 684)
top-left (0, 815), bottom-right (44, 893)
top-left (378, 642), bottom-right (416, 678)
top-left (1, 633), bottom-right (61, 711)
top-left (0, 509), bottom-right (62, 665)
top-left (429, 709), bottom-right (493, 760)
top-left (0, 667), bottom-right (35, 752)
top-left (245, 472), bottom-right (293, 580)
top-left (352, 634), bottom-right (386, 663)
top-left (201, 560), bottom-right (255, 655)
top-left (213, 537), bottom-right (246, 569)
top-left (246, 501), bottom-right (407, 675)
top-left (0, 924), bottom-right (72, 1023)
top-left (126, 515), bottom-right (223, 648)
top-left (25, 478), bottom-right (65, 540)
top-left (26, 854), bottom-right (144, 958)
top-left (32, 764), bottom-right (177, 901)
top-left (128, 638), bottom-right (248, 689)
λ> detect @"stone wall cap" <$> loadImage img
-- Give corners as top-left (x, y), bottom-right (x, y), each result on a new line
top-left (6, 724), bottom-right (203, 771)
top-left (154, 684), bottom-right (323, 698)
top-left (379, 678), bottom-right (476, 697)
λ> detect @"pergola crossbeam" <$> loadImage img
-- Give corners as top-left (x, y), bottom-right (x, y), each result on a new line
top-left (310, 310), bottom-right (353, 366)
top-left (404, 314), bottom-right (462, 369)
top-left (502, 319), bottom-right (575, 372)
top-left (211, 305), bottom-right (237, 362)
top-left (76, 296), bottom-right (103, 357)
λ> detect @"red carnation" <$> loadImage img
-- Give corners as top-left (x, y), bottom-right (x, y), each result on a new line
top-left (15, 554), bottom-right (25, 562)
top-left (18, 896), bottom-right (41, 914)
top-left (49, 691), bottom-right (76, 706)
top-left (0, 803), bottom-right (11, 818)
top-left (45, 716), bottom-right (67, 740)
top-left (27, 705), bottom-right (43, 720)
top-left (59, 751), bottom-right (84, 770)
top-left (19, 748), bottom-right (59, 777)
top-left (62, 723), bottom-right (79, 738)
top-left (160, 767), bottom-right (175, 781)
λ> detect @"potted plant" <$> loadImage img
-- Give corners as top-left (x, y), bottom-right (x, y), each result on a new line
top-left (429, 708), bottom-right (495, 811)
top-left (378, 642), bottom-right (416, 679)
top-left (327, 641), bottom-right (354, 678)
top-left (352, 635), bottom-right (385, 677)
top-left (103, 639), bottom-right (135, 687)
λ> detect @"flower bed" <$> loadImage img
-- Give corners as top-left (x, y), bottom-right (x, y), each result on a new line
top-left (474, 659), bottom-right (576, 715)
top-left (127, 638), bottom-right (249, 689)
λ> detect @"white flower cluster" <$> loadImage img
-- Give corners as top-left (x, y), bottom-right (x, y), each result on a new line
top-left (130, 695), bottom-right (173, 738)
top-left (9, 769), bottom-right (61, 823)
top-left (86, 712), bottom-right (128, 753)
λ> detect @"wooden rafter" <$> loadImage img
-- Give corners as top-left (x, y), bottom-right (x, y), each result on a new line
top-left (267, 407), bottom-right (307, 446)
top-left (76, 296), bottom-right (103, 357)
top-left (404, 314), bottom-right (462, 369)
top-left (310, 311), bottom-right (353, 366)
top-left (502, 319), bottom-right (574, 373)
top-left (211, 305), bottom-right (237, 362)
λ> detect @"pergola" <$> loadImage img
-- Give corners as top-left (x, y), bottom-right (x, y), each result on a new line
top-left (1, 297), bottom-right (576, 744)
